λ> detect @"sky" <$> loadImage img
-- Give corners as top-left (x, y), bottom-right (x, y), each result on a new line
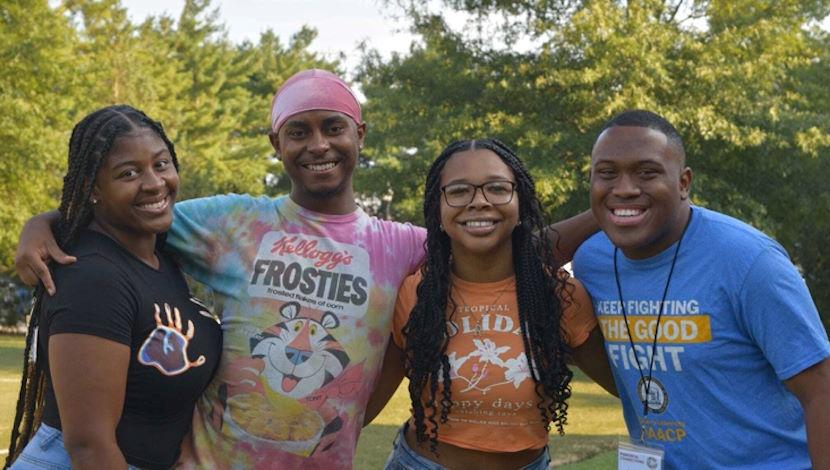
top-left (120, 0), bottom-right (421, 73)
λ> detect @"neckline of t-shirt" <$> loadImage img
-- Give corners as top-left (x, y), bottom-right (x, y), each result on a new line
top-left (80, 228), bottom-right (167, 274)
top-left (280, 195), bottom-right (365, 223)
top-left (615, 206), bottom-right (702, 269)
top-left (450, 273), bottom-right (516, 292)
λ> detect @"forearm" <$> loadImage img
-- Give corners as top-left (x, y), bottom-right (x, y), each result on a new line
top-left (803, 394), bottom-right (830, 469)
top-left (364, 339), bottom-right (405, 426)
top-left (29, 210), bottom-right (60, 229)
top-left (572, 327), bottom-right (618, 397)
top-left (547, 209), bottom-right (598, 266)
top-left (785, 358), bottom-right (830, 470)
top-left (65, 437), bottom-right (128, 470)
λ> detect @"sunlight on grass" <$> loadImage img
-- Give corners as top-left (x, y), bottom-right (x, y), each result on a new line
top-left (0, 335), bottom-right (25, 455)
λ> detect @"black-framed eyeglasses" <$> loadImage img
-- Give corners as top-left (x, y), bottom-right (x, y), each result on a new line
top-left (441, 181), bottom-right (516, 207)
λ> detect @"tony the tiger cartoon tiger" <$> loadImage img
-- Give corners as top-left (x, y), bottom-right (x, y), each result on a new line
top-left (250, 301), bottom-right (350, 399)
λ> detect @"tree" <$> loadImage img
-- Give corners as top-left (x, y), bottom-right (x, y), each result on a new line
top-left (0, 0), bottom-right (80, 271)
top-left (358, 0), bottom-right (830, 325)
top-left (0, 0), bottom-right (339, 275)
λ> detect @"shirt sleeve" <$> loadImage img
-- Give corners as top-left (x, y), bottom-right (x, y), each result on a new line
top-left (392, 274), bottom-right (420, 348)
top-left (166, 194), bottom-right (257, 287)
top-left (559, 276), bottom-right (598, 348)
top-left (43, 256), bottom-right (137, 346)
top-left (386, 222), bottom-right (426, 276)
top-left (737, 246), bottom-right (830, 381)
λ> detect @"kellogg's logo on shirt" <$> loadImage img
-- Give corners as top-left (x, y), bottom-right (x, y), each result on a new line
top-left (249, 232), bottom-right (372, 317)
top-left (270, 236), bottom-right (353, 270)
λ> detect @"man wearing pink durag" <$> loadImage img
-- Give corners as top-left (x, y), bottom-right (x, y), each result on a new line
top-left (15, 69), bottom-right (597, 469)
top-left (163, 69), bottom-right (428, 469)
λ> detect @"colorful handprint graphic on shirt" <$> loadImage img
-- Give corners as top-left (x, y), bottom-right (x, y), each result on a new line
top-left (138, 303), bottom-right (207, 376)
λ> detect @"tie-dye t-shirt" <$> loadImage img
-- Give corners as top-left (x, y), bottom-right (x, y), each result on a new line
top-left (166, 194), bottom-right (425, 469)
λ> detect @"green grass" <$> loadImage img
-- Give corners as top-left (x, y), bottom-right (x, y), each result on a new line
top-left (0, 335), bottom-right (626, 468)
top-left (0, 335), bottom-right (25, 457)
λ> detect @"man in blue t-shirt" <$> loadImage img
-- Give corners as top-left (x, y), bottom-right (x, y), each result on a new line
top-left (573, 110), bottom-right (830, 469)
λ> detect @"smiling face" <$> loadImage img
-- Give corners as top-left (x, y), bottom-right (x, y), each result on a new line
top-left (269, 110), bottom-right (365, 214)
top-left (590, 125), bottom-right (692, 259)
top-left (91, 127), bottom-right (178, 247)
top-left (439, 148), bottom-right (519, 265)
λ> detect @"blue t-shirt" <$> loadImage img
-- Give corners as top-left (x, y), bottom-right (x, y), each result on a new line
top-left (573, 207), bottom-right (829, 469)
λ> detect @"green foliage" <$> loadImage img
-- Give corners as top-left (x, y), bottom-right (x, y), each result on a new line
top-left (361, 0), bottom-right (830, 324)
top-left (1, 0), bottom-right (827, 324)
top-left (0, 0), bottom-right (79, 271)
top-left (0, 0), bottom-right (337, 274)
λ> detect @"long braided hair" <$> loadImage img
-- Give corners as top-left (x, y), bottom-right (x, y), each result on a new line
top-left (403, 138), bottom-right (574, 452)
top-left (5, 105), bottom-right (178, 467)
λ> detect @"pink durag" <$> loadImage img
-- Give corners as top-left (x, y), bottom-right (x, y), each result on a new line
top-left (270, 69), bottom-right (362, 133)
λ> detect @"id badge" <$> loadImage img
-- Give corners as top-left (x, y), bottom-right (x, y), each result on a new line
top-left (617, 440), bottom-right (664, 470)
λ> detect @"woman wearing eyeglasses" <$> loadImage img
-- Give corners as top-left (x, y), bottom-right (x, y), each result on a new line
top-left (368, 139), bottom-right (616, 469)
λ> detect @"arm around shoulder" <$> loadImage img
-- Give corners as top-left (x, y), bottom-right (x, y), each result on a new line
top-left (15, 210), bottom-right (76, 294)
top-left (547, 210), bottom-right (598, 267)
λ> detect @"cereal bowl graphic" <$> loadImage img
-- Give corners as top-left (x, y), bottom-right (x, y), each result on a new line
top-left (223, 391), bottom-right (324, 456)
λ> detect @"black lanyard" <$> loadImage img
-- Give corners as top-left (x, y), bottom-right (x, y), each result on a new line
top-left (613, 208), bottom-right (693, 422)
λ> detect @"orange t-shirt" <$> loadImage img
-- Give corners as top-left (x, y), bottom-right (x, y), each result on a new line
top-left (392, 272), bottom-right (597, 452)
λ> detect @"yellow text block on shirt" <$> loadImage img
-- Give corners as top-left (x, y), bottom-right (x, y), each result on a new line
top-left (598, 315), bottom-right (712, 344)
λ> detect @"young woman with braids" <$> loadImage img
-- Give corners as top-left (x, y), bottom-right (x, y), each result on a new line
top-left (6, 105), bottom-right (221, 470)
top-left (369, 139), bottom-right (616, 470)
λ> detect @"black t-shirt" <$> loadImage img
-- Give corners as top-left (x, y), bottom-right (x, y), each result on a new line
top-left (39, 229), bottom-right (222, 469)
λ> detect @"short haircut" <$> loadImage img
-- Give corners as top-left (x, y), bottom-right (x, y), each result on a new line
top-left (600, 109), bottom-right (686, 165)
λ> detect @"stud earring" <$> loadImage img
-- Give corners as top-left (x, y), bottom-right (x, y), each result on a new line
top-left (439, 224), bottom-right (444, 231)
top-left (91, 198), bottom-right (98, 205)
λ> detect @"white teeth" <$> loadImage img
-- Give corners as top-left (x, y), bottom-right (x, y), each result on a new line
top-left (464, 220), bottom-right (495, 227)
top-left (306, 162), bottom-right (336, 171)
top-left (613, 208), bottom-right (642, 217)
top-left (138, 198), bottom-right (168, 210)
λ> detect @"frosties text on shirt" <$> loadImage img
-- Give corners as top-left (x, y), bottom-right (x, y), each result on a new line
top-left (249, 232), bottom-right (372, 317)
